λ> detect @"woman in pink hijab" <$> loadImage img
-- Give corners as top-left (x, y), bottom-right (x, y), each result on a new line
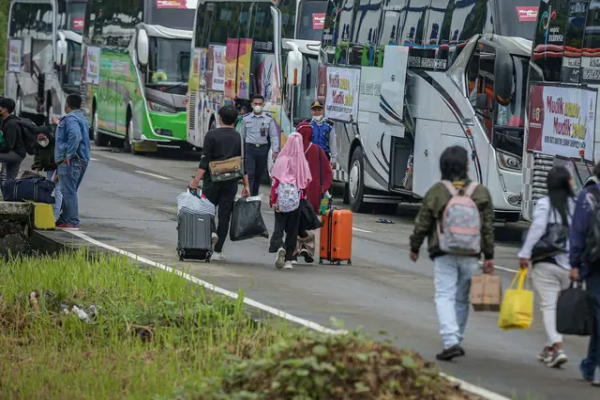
top-left (269, 132), bottom-right (312, 269)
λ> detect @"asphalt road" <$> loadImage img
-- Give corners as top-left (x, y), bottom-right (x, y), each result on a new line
top-left (69, 144), bottom-right (598, 400)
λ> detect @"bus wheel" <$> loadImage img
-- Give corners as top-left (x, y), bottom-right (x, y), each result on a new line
top-left (125, 115), bottom-right (142, 155)
top-left (93, 108), bottom-right (109, 147)
top-left (349, 147), bottom-right (371, 213)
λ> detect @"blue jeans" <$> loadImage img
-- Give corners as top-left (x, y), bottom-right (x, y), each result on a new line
top-left (434, 255), bottom-right (479, 349)
top-left (581, 272), bottom-right (600, 380)
top-left (46, 171), bottom-right (62, 222)
top-left (56, 159), bottom-right (87, 227)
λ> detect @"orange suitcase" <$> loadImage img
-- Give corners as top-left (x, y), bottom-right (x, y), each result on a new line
top-left (319, 209), bottom-right (352, 265)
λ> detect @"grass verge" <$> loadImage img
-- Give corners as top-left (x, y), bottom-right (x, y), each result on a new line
top-left (0, 252), bottom-right (480, 399)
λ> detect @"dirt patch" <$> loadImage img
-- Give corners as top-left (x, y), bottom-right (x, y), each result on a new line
top-left (0, 221), bottom-right (33, 259)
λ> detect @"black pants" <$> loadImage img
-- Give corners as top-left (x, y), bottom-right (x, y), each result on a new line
top-left (245, 144), bottom-right (269, 196)
top-left (270, 209), bottom-right (300, 261)
top-left (202, 180), bottom-right (238, 253)
top-left (0, 151), bottom-right (24, 184)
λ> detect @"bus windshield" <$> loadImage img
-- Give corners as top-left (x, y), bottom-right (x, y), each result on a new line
top-left (146, 0), bottom-right (197, 30)
top-left (293, 54), bottom-right (318, 124)
top-left (496, 0), bottom-right (539, 39)
top-left (57, 0), bottom-right (86, 32)
top-left (65, 39), bottom-right (82, 86)
top-left (297, 0), bottom-right (327, 41)
top-left (148, 37), bottom-right (191, 86)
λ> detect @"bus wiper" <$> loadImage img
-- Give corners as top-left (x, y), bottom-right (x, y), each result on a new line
top-left (163, 82), bottom-right (188, 93)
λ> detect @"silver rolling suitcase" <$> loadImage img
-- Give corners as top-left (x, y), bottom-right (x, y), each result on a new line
top-left (177, 210), bottom-right (213, 262)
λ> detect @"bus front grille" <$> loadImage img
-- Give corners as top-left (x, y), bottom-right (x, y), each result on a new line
top-left (532, 153), bottom-right (554, 201)
top-left (188, 92), bottom-right (197, 133)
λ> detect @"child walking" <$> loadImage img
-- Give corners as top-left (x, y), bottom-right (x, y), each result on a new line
top-left (269, 132), bottom-right (312, 269)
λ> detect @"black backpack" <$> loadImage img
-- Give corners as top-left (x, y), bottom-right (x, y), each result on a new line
top-left (15, 117), bottom-right (41, 156)
top-left (584, 185), bottom-right (600, 266)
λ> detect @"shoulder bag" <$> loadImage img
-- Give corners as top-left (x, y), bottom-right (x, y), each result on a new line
top-left (530, 207), bottom-right (568, 263)
top-left (208, 130), bottom-right (244, 183)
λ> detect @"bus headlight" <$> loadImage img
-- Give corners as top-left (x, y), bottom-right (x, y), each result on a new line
top-left (148, 101), bottom-right (177, 114)
top-left (497, 151), bottom-right (522, 171)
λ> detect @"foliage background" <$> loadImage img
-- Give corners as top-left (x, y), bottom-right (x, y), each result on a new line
top-left (0, 0), bottom-right (9, 94)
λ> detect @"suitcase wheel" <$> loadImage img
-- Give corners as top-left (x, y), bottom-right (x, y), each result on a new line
top-left (318, 258), bottom-right (323, 264)
top-left (347, 259), bottom-right (352, 266)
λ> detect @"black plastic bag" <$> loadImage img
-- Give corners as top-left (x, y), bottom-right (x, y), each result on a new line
top-left (299, 199), bottom-right (322, 232)
top-left (556, 283), bottom-right (595, 336)
top-left (230, 197), bottom-right (269, 241)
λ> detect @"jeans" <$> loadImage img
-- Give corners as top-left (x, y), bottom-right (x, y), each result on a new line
top-left (56, 159), bottom-right (87, 226)
top-left (434, 255), bottom-right (479, 349)
top-left (46, 171), bottom-right (62, 222)
top-left (581, 272), bottom-right (600, 380)
top-left (202, 180), bottom-right (237, 253)
top-left (245, 144), bottom-right (269, 196)
top-left (0, 151), bottom-right (24, 183)
top-left (532, 262), bottom-right (571, 346)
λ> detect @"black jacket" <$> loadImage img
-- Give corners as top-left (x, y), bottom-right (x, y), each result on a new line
top-left (0, 115), bottom-right (27, 158)
top-left (31, 126), bottom-right (57, 171)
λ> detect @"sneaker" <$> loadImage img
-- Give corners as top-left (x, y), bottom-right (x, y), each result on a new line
top-left (300, 248), bottom-right (314, 264)
top-left (291, 260), bottom-right (298, 265)
top-left (283, 261), bottom-right (293, 269)
top-left (211, 233), bottom-right (218, 247)
top-left (538, 347), bottom-right (553, 363)
top-left (56, 224), bottom-right (80, 231)
top-left (546, 349), bottom-right (568, 368)
top-left (436, 345), bottom-right (464, 361)
top-left (275, 248), bottom-right (286, 269)
top-left (212, 252), bottom-right (225, 262)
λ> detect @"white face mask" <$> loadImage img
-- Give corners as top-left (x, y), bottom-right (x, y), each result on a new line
top-left (253, 105), bottom-right (263, 114)
top-left (38, 139), bottom-right (49, 148)
top-left (313, 114), bottom-right (324, 122)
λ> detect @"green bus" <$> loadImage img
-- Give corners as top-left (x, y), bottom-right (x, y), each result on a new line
top-left (81, 0), bottom-right (197, 154)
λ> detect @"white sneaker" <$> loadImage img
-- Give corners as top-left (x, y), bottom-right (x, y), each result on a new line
top-left (283, 261), bottom-right (293, 269)
top-left (211, 233), bottom-right (218, 247)
top-left (212, 252), bottom-right (225, 262)
top-left (275, 248), bottom-right (286, 269)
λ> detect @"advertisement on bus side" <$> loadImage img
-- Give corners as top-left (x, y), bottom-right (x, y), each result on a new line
top-left (527, 84), bottom-right (598, 161)
top-left (325, 66), bottom-right (360, 122)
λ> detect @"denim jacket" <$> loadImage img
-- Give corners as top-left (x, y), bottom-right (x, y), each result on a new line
top-left (55, 110), bottom-right (91, 164)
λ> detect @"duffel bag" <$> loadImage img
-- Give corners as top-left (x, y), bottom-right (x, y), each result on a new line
top-left (2, 176), bottom-right (55, 204)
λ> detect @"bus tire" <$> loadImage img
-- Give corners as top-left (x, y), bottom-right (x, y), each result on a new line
top-left (125, 114), bottom-right (141, 155)
top-left (92, 108), bottom-right (109, 147)
top-left (349, 146), bottom-right (371, 213)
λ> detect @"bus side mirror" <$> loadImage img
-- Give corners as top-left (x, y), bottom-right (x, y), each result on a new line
top-left (285, 41), bottom-right (303, 87)
top-left (137, 29), bottom-right (149, 67)
top-left (56, 38), bottom-right (67, 68)
top-left (494, 48), bottom-right (512, 107)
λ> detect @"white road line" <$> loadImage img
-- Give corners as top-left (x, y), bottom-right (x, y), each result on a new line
top-left (90, 157), bottom-right (99, 161)
top-left (67, 230), bottom-right (345, 335)
top-left (135, 170), bottom-right (171, 180)
top-left (352, 227), bottom-right (373, 233)
top-left (65, 229), bottom-right (509, 400)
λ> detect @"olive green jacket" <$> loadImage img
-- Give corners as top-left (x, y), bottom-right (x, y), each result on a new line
top-left (409, 180), bottom-right (495, 260)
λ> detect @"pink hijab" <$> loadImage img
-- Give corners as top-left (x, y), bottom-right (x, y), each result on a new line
top-left (271, 132), bottom-right (312, 189)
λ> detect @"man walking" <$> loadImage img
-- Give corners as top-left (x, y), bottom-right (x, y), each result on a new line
top-left (54, 94), bottom-right (90, 230)
top-left (304, 100), bottom-right (338, 169)
top-left (0, 98), bottom-right (26, 183)
top-left (409, 146), bottom-right (495, 361)
top-left (240, 94), bottom-right (279, 196)
top-left (569, 161), bottom-right (600, 386)
top-left (190, 105), bottom-right (250, 261)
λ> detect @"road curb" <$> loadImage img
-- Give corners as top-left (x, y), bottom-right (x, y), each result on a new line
top-left (33, 229), bottom-right (511, 400)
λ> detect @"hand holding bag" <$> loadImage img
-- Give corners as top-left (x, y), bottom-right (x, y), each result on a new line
top-left (498, 269), bottom-right (534, 330)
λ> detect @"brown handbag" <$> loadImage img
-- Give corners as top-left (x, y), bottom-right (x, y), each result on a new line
top-left (208, 131), bottom-right (245, 183)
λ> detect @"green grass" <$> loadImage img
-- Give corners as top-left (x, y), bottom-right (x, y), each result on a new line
top-left (0, 252), bottom-right (287, 399)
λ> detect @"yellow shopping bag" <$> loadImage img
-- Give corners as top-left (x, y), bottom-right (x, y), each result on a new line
top-left (498, 269), bottom-right (534, 330)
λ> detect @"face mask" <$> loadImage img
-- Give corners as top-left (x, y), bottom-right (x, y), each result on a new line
top-left (253, 105), bottom-right (263, 114)
top-left (313, 114), bottom-right (324, 122)
top-left (38, 139), bottom-right (49, 148)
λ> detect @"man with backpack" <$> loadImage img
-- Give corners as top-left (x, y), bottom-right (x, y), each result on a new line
top-left (569, 162), bottom-right (600, 386)
top-left (0, 97), bottom-right (26, 183)
top-left (409, 146), bottom-right (495, 361)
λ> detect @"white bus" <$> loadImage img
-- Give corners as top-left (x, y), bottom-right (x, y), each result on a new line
top-left (4, 0), bottom-right (86, 124)
top-left (522, 0), bottom-right (600, 220)
top-left (319, 0), bottom-right (540, 217)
